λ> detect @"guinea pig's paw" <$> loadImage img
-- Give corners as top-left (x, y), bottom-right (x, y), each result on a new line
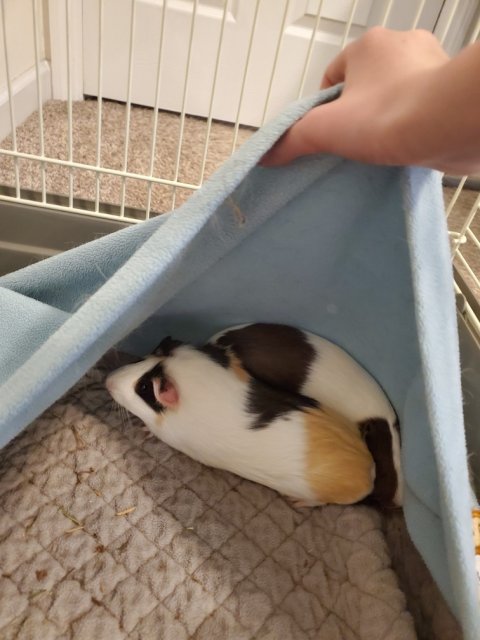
top-left (287, 496), bottom-right (324, 509)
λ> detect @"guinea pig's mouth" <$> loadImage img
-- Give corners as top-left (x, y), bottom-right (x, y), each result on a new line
top-left (135, 363), bottom-right (178, 412)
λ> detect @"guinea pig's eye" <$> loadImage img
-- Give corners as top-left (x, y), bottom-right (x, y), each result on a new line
top-left (138, 380), bottom-right (149, 393)
top-left (135, 376), bottom-right (163, 412)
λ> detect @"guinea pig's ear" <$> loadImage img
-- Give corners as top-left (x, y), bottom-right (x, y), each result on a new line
top-left (152, 377), bottom-right (178, 409)
top-left (153, 336), bottom-right (184, 357)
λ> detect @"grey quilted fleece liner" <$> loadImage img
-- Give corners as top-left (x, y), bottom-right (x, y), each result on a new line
top-left (0, 361), bottom-right (419, 640)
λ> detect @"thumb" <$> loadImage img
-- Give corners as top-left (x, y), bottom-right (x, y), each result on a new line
top-left (261, 101), bottom-right (345, 166)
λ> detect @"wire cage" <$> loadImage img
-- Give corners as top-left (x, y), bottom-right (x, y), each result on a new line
top-left (1, 4), bottom-right (480, 638)
top-left (0, 0), bottom-right (480, 330)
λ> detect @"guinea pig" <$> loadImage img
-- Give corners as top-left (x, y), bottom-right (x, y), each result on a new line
top-left (209, 323), bottom-right (402, 507)
top-left (106, 339), bottom-right (376, 507)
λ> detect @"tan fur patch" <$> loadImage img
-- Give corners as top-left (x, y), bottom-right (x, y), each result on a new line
top-left (228, 353), bottom-right (250, 382)
top-left (305, 407), bottom-right (375, 505)
top-left (154, 415), bottom-right (166, 430)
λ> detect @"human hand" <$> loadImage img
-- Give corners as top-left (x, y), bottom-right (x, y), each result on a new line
top-left (262, 28), bottom-right (453, 170)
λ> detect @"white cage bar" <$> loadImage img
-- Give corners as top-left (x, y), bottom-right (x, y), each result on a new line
top-left (32, 0), bottom-right (46, 203)
top-left (0, 0), bottom-right (479, 323)
top-left (341, 0), bottom-right (361, 48)
top-left (119, 0), bottom-right (137, 217)
top-left (171, 0), bottom-right (199, 210)
top-left (198, 0), bottom-right (229, 185)
top-left (411, 0), bottom-right (427, 30)
top-left (65, 0), bottom-right (74, 209)
top-left (296, 0), bottom-right (324, 100)
top-left (1, 0), bottom-right (19, 199)
top-left (231, 0), bottom-right (261, 153)
top-left (145, 0), bottom-right (168, 219)
top-left (260, 0), bottom-right (290, 127)
top-left (438, 0), bottom-right (462, 45)
top-left (94, 0), bottom-right (104, 214)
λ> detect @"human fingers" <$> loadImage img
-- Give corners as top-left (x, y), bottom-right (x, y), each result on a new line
top-left (320, 48), bottom-right (348, 88)
top-left (261, 101), bottom-right (344, 166)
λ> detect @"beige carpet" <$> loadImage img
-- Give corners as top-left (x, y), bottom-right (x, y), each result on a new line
top-left (444, 185), bottom-right (480, 303)
top-left (0, 101), bottom-right (465, 639)
top-left (0, 100), bottom-right (252, 215)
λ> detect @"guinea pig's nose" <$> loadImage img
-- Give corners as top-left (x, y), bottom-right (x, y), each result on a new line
top-left (105, 375), bottom-right (115, 393)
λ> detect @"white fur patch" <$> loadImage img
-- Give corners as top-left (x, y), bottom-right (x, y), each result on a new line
top-left (106, 346), bottom-right (316, 502)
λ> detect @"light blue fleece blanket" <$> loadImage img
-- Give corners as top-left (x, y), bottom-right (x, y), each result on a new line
top-left (0, 86), bottom-right (478, 638)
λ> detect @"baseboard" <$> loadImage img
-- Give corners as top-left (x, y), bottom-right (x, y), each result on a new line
top-left (0, 60), bottom-right (52, 142)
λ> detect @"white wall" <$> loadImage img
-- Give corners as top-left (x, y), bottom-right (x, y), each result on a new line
top-left (0, 0), bottom-right (51, 141)
top-left (0, 0), bottom-right (47, 91)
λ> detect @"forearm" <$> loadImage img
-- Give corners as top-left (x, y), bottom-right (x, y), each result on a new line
top-left (393, 42), bottom-right (480, 174)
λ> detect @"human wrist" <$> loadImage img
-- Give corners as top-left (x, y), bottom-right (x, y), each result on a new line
top-left (382, 69), bottom-right (447, 170)
top-left (386, 44), bottom-right (480, 174)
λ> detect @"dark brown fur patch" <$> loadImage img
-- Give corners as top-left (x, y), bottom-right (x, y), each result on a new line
top-left (215, 323), bottom-right (315, 394)
top-left (153, 336), bottom-right (183, 357)
top-left (359, 418), bottom-right (398, 509)
top-left (198, 343), bottom-right (230, 368)
top-left (247, 378), bottom-right (319, 430)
